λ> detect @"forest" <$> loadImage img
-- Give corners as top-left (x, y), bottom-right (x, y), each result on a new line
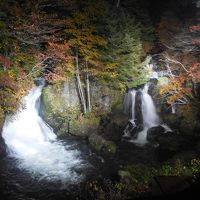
top-left (0, 0), bottom-right (200, 200)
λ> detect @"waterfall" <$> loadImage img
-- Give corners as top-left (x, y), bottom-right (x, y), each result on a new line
top-left (2, 81), bottom-right (85, 183)
top-left (171, 104), bottom-right (176, 114)
top-left (133, 84), bottom-right (159, 145)
top-left (141, 84), bottom-right (160, 128)
top-left (123, 89), bottom-right (137, 119)
top-left (123, 83), bottom-right (171, 145)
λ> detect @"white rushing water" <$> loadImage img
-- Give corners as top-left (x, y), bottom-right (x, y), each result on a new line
top-left (124, 84), bottom-right (172, 145)
top-left (141, 84), bottom-right (160, 128)
top-left (132, 84), bottom-right (160, 145)
top-left (2, 82), bottom-right (85, 183)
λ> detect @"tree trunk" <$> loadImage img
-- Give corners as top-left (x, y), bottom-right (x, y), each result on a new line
top-left (116, 0), bottom-right (120, 8)
top-left (192, 78), bottom-right (198, 98)
top-left (85, 60), bottom-right (91, 112)
top-left (75, 47), bottom-right (87, 114)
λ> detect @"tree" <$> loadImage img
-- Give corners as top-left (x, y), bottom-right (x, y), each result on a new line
top-left (0, 0), bottom-right (75, 119)
top-left (158, 53), bottom-right (200, 105)
top-left (64, 3), bottom-right (107, 113)
top-left (157, 8), bottom-right (200, 106)
top-left (65, 8), bottom-right (107, 61)
top-left (116, 0), bottom-right (120, 8)
top-left (100, 7), bottom-right (143, 88)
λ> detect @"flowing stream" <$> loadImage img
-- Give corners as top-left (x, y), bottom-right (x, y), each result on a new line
top-left (2, 81), bottom-right (87, 183)
top-left (0, 80), bottom-right (174, 199)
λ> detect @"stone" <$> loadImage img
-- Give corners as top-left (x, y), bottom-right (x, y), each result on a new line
top-left (41, 78), bottom-right (123, 137)
top-left (147, 126), bottom-right (165, 142)
top-left (118, 170), bottom-right (133, 184)
top-left (88, 133), bottom-right (117, 155)
top-left (151, 176), bottom-right (191, 196)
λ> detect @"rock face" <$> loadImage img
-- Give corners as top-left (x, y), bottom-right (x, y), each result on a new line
top-left (41, 78), bottom-right (123, 139)
top-left (134, 91), bottom-right (143, 126)
top-left (0, 107), bottom-right (5, 133)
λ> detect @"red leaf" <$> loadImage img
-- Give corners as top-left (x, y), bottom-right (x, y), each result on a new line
top-left (0, 56), bottom-right (12, 71)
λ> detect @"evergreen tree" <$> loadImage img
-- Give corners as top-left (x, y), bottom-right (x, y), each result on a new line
top-left (101, 7), bottom-right (144, 88)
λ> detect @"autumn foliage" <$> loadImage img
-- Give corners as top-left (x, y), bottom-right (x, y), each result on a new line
top-left (0, 0), bottom-right (199, 118)
top-left (0, 56), bottom-right (11, 71)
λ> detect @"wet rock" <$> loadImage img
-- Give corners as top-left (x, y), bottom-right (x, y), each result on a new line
top-left (88, 133), bottom-right (117, 155)
top-left (134, 91), bottom-right (143, 126)
top-left (102, 122), bottom-right (122, 141)
top-left (0, 137), bottom-right (6, 159)
top-left (147, 126), bottom-right (165, 142)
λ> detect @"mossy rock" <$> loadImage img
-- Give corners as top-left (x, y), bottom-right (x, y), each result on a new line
top-left (119, 164), bottom-right (153, 185)
top-left (69, 115), bottom-right (100, 137)
top-left (89, 133), bottom-right (117, 155)
top-left (111, 99), bottom-right (124, 115)
top-left (176, 105), bottom-right (199, 135)
top-left (111, 101), bottom-right (128, 126)
top-left (163, 114), bottom-right (179, 124)
top-left (179, 119), bottom-right (198, 135)
top-left (118, 170), bottom-right (133, 184)
top-left (41, 78), bottom-right (125, 138)
top-left (48, 112), bottom-right (100, 137)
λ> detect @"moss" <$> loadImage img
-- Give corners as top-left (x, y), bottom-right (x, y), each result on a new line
top-left (42, 78), bottom-right (126, 138)
top-left (42, 84), bottom-right (63, 115)
top-left (119, 158), bottom-right (200, 189)
top-left (110, 93), bottom-right (126, 126)
top-left (70, 115), bottom-right (100, 136)
top-left (111, 100), bottom-right (123, 115)
top-left (120, 164), bottom-right (154, 185)
top-left (89, 133), bottom-right (117, 155)
top-left (163, 114), bottom-right (178, 124)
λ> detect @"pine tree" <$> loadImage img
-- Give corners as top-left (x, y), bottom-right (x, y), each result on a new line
top-left (100, 7), bottom-right (143, 88)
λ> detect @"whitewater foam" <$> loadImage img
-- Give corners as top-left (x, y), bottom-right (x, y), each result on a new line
top-left (2, 84), bottom-right (86, 183)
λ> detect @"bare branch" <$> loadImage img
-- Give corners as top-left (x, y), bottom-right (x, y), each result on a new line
top-left (163, 53), bottom-right (189, 73)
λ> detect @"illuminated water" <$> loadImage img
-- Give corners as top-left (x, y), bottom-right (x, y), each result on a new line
top-left (124, 84), bottom-right (172, 145)
top-left (2, 83), bottom-right (86, 183)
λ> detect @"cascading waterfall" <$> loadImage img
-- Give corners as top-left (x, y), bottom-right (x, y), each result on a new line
top-left (133, 84), bottom-right (160, 144)
top-left (123, 83), bottom-right (172, 145)
top-left (141, 84), bottom-right (160, 128)
top-left (123, 89), bottom-right (137, 119)
top-left (2, 80), bottom-right (85, 183)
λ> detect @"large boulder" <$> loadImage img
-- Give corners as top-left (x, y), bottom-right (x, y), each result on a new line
top-left (88, 133), bottom-right (117, 155)
top-left (41, 78), bottom-right (123, 137)
top-left (147, 126), bottom-right (165, 142)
